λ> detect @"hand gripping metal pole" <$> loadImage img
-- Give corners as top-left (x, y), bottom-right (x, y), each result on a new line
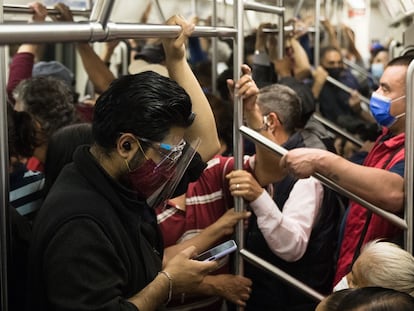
top-left (239, 125), bottom-right (408, 230)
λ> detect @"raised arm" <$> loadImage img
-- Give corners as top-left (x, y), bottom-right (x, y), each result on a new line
top-left (162, 15), bottom-right (220, 162)
top-left (227, 64), bottom-right (286, 185)
top-left (7, 2), bottom-right (47, 103)
top-left (280, 147), bottom-right (404, 213)
top-left (53, 3), bottom-right (115, 94)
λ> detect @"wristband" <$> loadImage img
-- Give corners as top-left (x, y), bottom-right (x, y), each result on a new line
top-left (158, 271), bottom-right (173, 305)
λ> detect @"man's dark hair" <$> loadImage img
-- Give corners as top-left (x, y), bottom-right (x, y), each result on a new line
top-left (338, 287), bottom-right (414, 311)
top-left (387, 54), bottom-right (414, 68)
top-left (92, 71), bottom-right (194, 151)
top-left (13, 76), bottom-right (77, 139)
top-left (320, 45), bottom-right (341, 61)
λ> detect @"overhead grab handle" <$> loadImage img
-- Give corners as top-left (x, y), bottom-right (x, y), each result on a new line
top-left (239, 125), bottom-right (408, 230)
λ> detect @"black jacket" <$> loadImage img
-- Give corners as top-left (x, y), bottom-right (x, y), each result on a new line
top-left (26, 145), bottom-right (163, 311)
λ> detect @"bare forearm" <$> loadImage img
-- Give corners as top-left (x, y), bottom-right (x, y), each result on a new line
top-left (290, 39), bottom-right (311, 80)
top-left (163, 224), bottom-right (225, 264)
top-left (167, 59), bottom-right (220, 161)
top-left (76, 43), bottom-right (115, 93)
top-left (128, 273), bottom-right (169, 311)
top-left (316, 152), bottom-right (404, 213)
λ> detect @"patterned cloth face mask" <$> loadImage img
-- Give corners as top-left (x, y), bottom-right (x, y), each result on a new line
top-left (126, 137), bottom-right (186, 199)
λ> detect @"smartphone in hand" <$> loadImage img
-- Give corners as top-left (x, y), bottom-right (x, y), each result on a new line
top-left (195, 240), bottom-right (237, 261)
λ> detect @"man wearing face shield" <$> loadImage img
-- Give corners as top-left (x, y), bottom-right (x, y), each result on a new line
top-left (279, 54), bottom-right (414, 291)
top-left (26, 16), bottom-right (221, 311)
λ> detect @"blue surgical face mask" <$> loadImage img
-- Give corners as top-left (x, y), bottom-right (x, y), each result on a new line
top-left (369, 92), bottom-right (406, 127)
top-left (371, 63), bottom-right (384, 80)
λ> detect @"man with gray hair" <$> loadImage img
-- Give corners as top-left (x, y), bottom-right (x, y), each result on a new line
top-left (227, 83), bottom-right (340, 310)
top-left (343, 240), bottom-right (414, 297)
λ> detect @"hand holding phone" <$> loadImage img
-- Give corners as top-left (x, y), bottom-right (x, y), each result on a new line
top-left (195, 240), bottom-right (237, 261)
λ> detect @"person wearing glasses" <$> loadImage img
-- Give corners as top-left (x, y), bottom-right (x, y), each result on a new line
top-left (26, 16), bottom-right (221, 311)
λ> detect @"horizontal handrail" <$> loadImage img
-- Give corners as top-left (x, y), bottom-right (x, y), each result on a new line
top-left (0, 22), bottom-right (238, 45)
top-left (240, 249), bottom-right (325, 302)
top-left (106, 24), bottom-right (238, 40)
top-left (343, 58), bottom-right (377, 82)
top-left (3, 4), bottom-right (91, 17)
top-left (262, 25), bottom-right (316, 33)
top-left (312, 113), bottom-right (364, 147)
top-left (239, 125), bottom-right (408, 230)
top-left (326, 76), bottom-right (370, 105)
top-left (244, 1), bottom-right (284, 15)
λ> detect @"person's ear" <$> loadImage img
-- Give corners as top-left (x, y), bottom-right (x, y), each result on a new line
top-left (266, 112), bottom-right (282, 129)
top-left (117, 133), bottom-right (138, 159)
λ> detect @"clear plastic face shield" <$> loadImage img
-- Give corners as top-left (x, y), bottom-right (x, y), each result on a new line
top-left (145, 138), bottom-right (201, 209)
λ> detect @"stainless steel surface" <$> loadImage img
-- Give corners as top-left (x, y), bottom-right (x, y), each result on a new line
top-left (4, 4), bottom-right (90, 17)
top-left (404, 59), bottom-right (414, 254)
top-left (312, 113), bottom-right (364, 147)
top-left (244, 1), bottom-right (285, 15)
top-left (234, 1), bottom-right (245, 308)
top-left (0, 2), bottom-right (9, 310)
top-left (326, 76), bottom-right (370, 105)
top-left (240, 249), bottom-right (325, 302)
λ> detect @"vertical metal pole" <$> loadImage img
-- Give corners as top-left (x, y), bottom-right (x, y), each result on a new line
top-left (293, 0), bottom-right (304, 18)
top-left (314, 0), bottom-right (321, 67)
top-left (211, 0), bottom-right (218, 95)
top-left (277, 0), bottom-right (284, 59)
top-left (89, 0), bottom-right (115, 27)
top-left (389, 39), bottom-right (397, 60)
top-left (191, 0), bottom-right (197, 16)
top-left (404, 60), bottom-right (414, 254)
top-left (234, 0), bottom-right (244, 294)
top-left (0, 0), bottom-right (10, 309)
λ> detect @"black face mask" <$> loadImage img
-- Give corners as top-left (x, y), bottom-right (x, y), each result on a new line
top-left (326, 68), bottom-right (343, 80)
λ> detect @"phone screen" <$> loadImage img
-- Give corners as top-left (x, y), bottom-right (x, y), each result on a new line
top-left (195, 240), bottom-right (237, 261)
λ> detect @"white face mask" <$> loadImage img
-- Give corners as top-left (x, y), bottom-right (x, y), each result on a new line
top-left (333, 275), bottom-right (349, 292)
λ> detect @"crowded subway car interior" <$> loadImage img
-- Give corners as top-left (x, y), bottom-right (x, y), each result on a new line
top-left (2, 0), bottom-right (414, 310)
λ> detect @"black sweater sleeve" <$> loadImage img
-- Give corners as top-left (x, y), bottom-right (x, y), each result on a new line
top-left (43, 218), bottom-right (138, 311)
